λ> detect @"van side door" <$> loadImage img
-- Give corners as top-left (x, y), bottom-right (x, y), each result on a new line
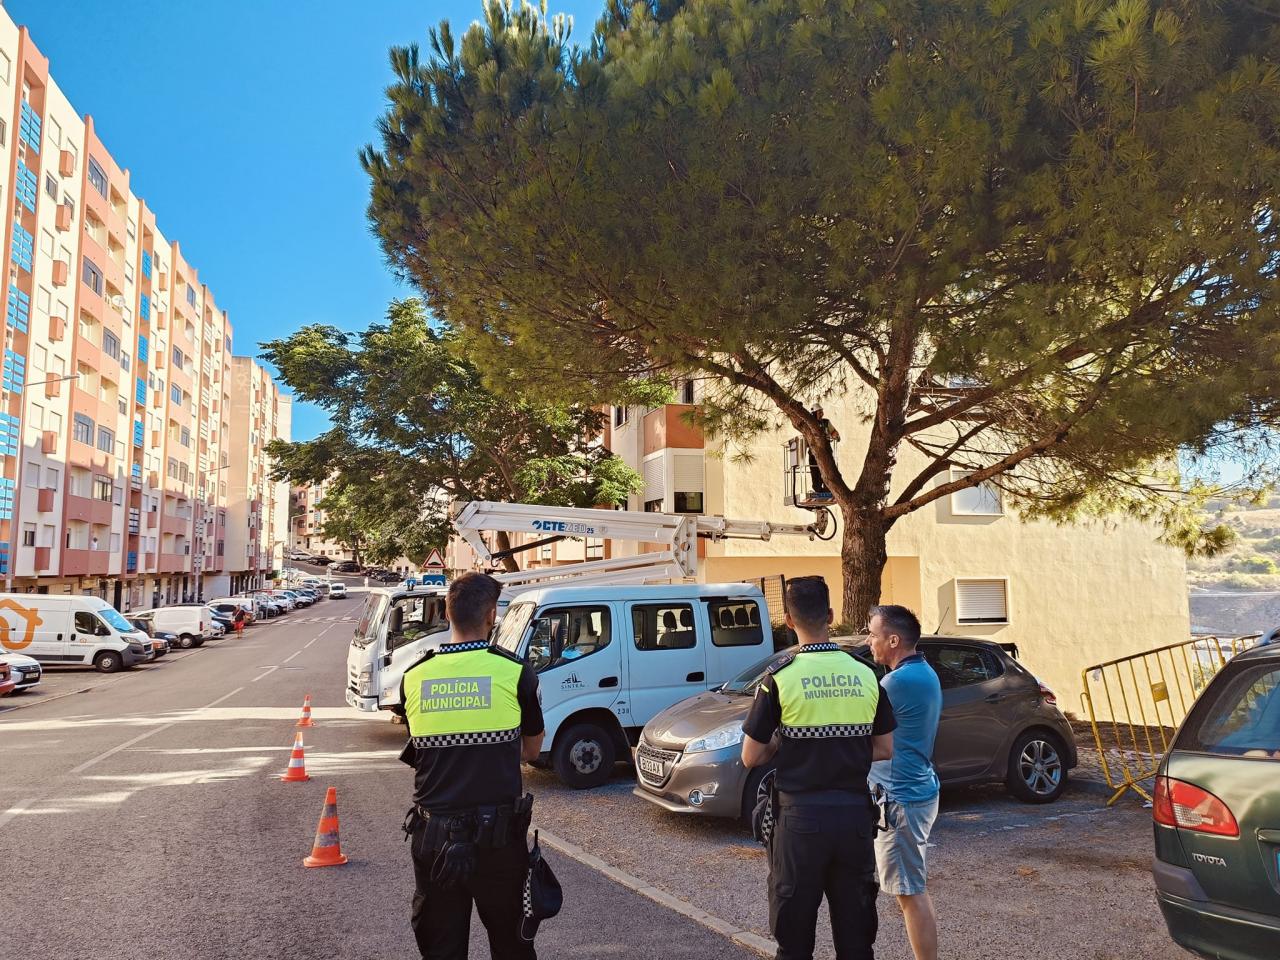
top-left (703, 597), bottom-right (770, 686)
top-left (525, 604), bottom-right (620, 738)
top-left (624, 600), bottom-right (708, 726)
top-left (72, 610), bottom-right (113, 664)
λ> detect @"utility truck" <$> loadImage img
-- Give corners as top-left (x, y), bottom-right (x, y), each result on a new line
top-left (345, 500), bottom-right (828, 786)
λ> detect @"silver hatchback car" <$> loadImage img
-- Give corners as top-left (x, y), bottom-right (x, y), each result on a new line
top-left (634, 636), bottom-right (1077, 819)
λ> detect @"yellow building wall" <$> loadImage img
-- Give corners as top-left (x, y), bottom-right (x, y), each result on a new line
top-left (700, 402), bottom-right (1190, 715)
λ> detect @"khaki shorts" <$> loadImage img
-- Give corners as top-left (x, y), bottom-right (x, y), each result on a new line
top-left (874, 795), bottom-right (939, 896)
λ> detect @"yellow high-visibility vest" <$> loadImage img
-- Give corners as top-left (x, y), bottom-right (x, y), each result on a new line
top-left (403, 643), bottom-right (523, 747)
top-left (773, 648), bottom-right (880, 738)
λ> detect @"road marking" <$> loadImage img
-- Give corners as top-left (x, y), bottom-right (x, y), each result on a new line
top-left (0, 797), bottom-right (38, 829)
top-left (536, 828), bottom-right (775, 957)
top-left (282, 649), bottom-right (303, 664)
top-left (69, 685), bottom-right (246, 775)
top-left (251, 666), bottom-right (278, 683)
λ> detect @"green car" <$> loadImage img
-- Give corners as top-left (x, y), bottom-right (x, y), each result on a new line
top-left (1153, 641), bottom-right (1280, 959)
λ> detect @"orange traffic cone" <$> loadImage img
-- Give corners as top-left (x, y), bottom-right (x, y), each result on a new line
top-left (303, 786), bottom-right (349, 868)
top-left (280, 732), bottom-right (310, 782)
top-left (296, 694), bottom-right (315, 728)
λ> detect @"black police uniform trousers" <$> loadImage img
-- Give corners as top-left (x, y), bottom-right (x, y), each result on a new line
top-left (769, 791), bottom-right (879, 960)
top-left (410, 820), bottom-right (535, 960)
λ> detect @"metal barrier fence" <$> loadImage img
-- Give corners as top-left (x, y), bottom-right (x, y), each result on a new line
top-left (1080, 633), bottom-right (1261, 805)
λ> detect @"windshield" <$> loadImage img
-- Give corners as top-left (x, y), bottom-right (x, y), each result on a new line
top-left (350, 594), bottom-right (389, 650)
top-left (494, 601), bottom-right (536, 654)
top-left (100, 607), bottom-right (137, 635)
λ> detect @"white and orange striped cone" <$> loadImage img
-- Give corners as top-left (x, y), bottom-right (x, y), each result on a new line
top-left (296, 694), bottom-right (315, 728)
top-left (303, 786), bottom-right (348, 868)
top-left (280, 732), bottom-right (310, 782)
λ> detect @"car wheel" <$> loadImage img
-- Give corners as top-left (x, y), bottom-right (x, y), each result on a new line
top-left (177, 634), bottom-right (196, 649)
top-left (192, 638), bottom-right (205, 648)
top-left (552, 722), bottom-right (616, 789)
top-left (1006, 729), bottom-right (1068, 803)
top-left (741, 765), bottom-right (776, 822)
top-left (93, 651), bottom-right (122, 673)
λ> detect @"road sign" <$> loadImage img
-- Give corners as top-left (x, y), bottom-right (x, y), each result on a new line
top-left (424, 548), bottom-right (445, 569)
top-left (420, 573), bottom-right (447, 588)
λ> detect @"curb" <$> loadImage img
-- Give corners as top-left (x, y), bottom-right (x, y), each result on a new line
top-left (535, 828), bottom-right (775, 957)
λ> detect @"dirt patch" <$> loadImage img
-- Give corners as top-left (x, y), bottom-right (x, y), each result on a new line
top-left (1020, 843), bottom-right (1148, 873)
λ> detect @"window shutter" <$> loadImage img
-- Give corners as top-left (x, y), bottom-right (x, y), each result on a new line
top-left (955, 579), bottom-right (1008, 623)
top-left (673, 454), bottom-right (704, 493)
top-left (642, 456), bottom-right (664, 502)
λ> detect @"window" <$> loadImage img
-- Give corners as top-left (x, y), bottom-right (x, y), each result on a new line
top-left (81, 257), bottom-right (104, 295)
top-left (44, 172), bottom-right (57, 200)
top-left (172, 345), bottom-right (183, 367)
top-left (923, 644), bottom-right (1004, 690)
top-left (527, 606), bottom-right (612, 672)
top-left (170, 383), bottom-right (182, 406)
top-left (73, 413), bottom-right (94, 445)
top-left (23, 462), bottom-right (39, 488)
top-left (186, 286), bottom-right (196, 308)
top-left (87, 158), bottom-right (108, 198)
top-left (1181, 663), bottom-right (1280, 758)
top-left (0, 52), bottom-right (9, 84)
top-left (93, 476), bottom-right (112, 501)
top-left (385, 595), bottom-right (448, 651)
top-left (96, 426), bottom-right (114, 454)
top-left (74, 611), bottom-right (110, 637)
top-left (586, 537), bottom-right (604, 560)
top-left (955, 579), bottom-right (1009, 625)
top-left (613, 405), bottom-right (628, 427)
top-left (673, 492), bottom-right (704, 514)
top-left (44, 466), bottom-right (58, 489)
top-left (49, 117), bottom-right (61, 147)
top-left (179, 426), bottom-right (191, 448)
top-left (102, 330), bottom-right (120, 360)
top-left (109, 533), bottom-right (120, 553)
top-left (40, 230), bottom-right (54, 258)
top-left (950, 470), bottom-right (1003, 516)
top-left (677, 379), bottom-right (696, 404)
top-left (707, 600), bottom-right (765, 648)
top-left (644, 499), bottom-right (664, 513)
top-left (21, 523), bottom-right (35, 547)
top-left (120, 351), bottom-right (130, 373)
top-left (632, 603), bottom-right (696, 651)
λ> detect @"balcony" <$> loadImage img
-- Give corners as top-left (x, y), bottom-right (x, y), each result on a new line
top-left (49, 314), bottom-right (66, 342)
top-left (144, 552), bottom-right (156, 569)
top-left (55, 204), bottom-right (72, 232)
top-left (146, 510), bottom-right (158, 529)
top-left (59, 149), bottom-right (75, 177)
top-left (33, 546), bottom-right (51, 571)
top-left (36, 487), bottom-right (55, 512)
top-left (158, 271), bottom-right (168, 291)
top-left (64, 494), bottom-right (116, 526)
top-left (52, 260), bottom-right (68, 286)
top-left (41, 430), bottom-right (58, 453)
top-left (159, 552), bottom-right (188, 574)
top-left (44, 378), bottom-right (62, 399)
top-left (61, 549), bottom-right (112, 576)
top-left (642, 404), bottom-right (704, 456)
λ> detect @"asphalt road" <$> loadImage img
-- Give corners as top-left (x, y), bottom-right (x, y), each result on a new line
top-left (0, 595), bottom-right (757, 960)
top-left (1, 592), bottom-right (1190, 960)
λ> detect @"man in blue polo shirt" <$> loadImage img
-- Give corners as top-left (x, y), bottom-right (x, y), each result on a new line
top-left (867, 604), bottom-right (941, 960)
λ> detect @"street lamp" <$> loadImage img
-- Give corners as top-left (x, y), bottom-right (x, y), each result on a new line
top-left (5, 372), bottom-right (82, 593)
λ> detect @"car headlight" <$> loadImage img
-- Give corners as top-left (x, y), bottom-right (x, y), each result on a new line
top-left (685, 721), bottom-right (745, 755)
top-left (357, 669), bottom-right (374, 696)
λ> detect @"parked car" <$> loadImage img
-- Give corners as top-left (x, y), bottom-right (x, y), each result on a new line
top-left (633, 636), bottom-right (1078, 819)
top-left (211, 597), bottom-right (259, 623)
top-left (288, 550), bottom-right (315, 562)
top-left (0, 594), bottom-right (150, 672)
top-left (333, 560), bottom-right (361, 574)
top-left (296, 588), bottom-right (322, 603)
top-left (0, 662), bottom-right (14, 697)
top-left (329, 582), bottom-right (348, 599)
top-left (0, 652), bottom-right (42, 693)
top-left (282, 590), bottom-right (312, 608)
top-left (208, 609), bottom-right (235, 632)
top-left (128, 607), bottom-right (213, 650)
top-left (1152, 641), bottom-right (1280, 959)
top-left (269, 590), bottom-right (301, 610)
top-left (311, 555), bottom-right (334, 566)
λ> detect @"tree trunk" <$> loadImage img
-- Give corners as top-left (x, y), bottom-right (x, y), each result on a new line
top-left (838, 508), bottom-right (888, 632)
top-left (494, 531), bottom-right (520, 573)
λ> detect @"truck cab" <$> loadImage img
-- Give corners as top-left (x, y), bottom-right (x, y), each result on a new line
top-left (492, 582), bottom-right (773, 788)
top-left (346, 585), bottom-right (451, 712)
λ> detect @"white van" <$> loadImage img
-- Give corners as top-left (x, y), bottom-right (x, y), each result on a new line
top-left (491, 583), bottom-right (774, 787)
top-left (0, 594), bottom-right (151, 672)
top-left (129, 606), bottom-right (214, 649)
top-left (346, 582), bottom-right (774, 788)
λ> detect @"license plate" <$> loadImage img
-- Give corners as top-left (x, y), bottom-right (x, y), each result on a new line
top-left (638, 756), bottom-right (665, 778)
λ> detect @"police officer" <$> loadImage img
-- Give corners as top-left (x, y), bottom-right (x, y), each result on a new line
top-left (397, 572), bottom-right (545, 960)
top-left (742, 576), bottom-right (896, 960)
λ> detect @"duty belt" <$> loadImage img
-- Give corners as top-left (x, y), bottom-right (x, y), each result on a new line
top-left (403, 793), bottom-right (534, 852)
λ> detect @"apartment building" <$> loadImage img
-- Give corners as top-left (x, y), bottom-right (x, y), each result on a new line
top-left (446, 378), bottom-right (1190, 708)
top-left (0, 12), bottom-right (290, 608)
top-left (224, 357), bottom-right (291, 595)
top-left (291, 477), bottom-right (352, 561)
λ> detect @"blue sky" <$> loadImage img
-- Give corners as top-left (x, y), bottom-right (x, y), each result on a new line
top-left (7, 0), bottom-right (601, 441)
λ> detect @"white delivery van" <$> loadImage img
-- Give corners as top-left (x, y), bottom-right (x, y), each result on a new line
top-left (0, 594), bottom-right (151, 672)
top-left (129, 606), bottom-right (214, 649)
top-left (490, 583), bottom-right (774, 787)
top-left (346, 586), bottom-right (451, 714)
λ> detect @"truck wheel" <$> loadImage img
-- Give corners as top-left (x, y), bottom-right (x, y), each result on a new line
top-left (177, 634), bottom-right (196, 649)
top-left (94, 651), bottom-right (123, 673)
top-left (553, 722), bottom-right (616, 789)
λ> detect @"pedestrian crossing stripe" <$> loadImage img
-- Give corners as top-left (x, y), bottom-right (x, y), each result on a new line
top-left (266, 616), bottom-right (357, 624)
